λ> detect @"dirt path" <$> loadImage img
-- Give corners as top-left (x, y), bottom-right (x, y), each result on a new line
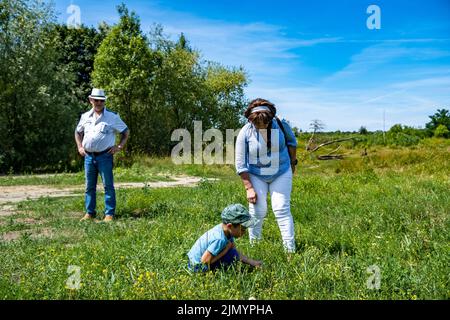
top-left (0, 176), bottom-right (208, 207)
top-left (0, 176), bottom-right (216, 241)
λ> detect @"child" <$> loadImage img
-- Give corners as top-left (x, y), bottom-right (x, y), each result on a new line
top-left (187, 203), bottom-right (262, 272)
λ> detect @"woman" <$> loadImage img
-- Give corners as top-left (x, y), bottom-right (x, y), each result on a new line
top-left (235, 98), bottom-right (298, 253)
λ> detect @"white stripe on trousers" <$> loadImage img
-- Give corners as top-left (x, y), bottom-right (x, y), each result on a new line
top-left (248, 167), bottom-right (296, 252)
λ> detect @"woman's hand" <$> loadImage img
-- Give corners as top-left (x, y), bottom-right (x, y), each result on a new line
top-left (246, 187), bottom-right (257, 204)
top-left (239, 172), bottom-right (256, 204)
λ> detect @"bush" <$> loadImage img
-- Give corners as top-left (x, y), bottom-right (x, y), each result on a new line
top-left (434, 124), bottom-right (449, 138)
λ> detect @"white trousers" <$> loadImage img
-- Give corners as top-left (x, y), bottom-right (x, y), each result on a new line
top-left (248, 168), bottom-right (296, 252)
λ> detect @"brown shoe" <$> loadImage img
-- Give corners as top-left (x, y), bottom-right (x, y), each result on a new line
top-left (103, 215), bottom-right (114, 222)
top-left (80, 214), bottom-right (94, 221)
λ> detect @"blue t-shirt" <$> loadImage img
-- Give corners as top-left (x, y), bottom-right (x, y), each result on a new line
top-left (235, 118), bottom-right (297, 183)
top-left (187, 224), bottom-right (234, 265)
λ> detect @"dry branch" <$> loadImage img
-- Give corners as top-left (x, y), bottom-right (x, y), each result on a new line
top-left (317, 155), bottom-right (344, 160)
top-left (326, 145), bottom-right (342, 156)
top-left (309, 137), bottom-right (356, 153)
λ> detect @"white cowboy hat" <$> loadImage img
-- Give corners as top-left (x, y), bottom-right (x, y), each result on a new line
top-left (88, 88), bottom-right (107, 100)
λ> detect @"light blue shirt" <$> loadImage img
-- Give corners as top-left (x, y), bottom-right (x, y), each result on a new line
top-left (235, 118), bottom-right (297, 183)
top-left (76, 108), bottom-right (128, 152)
top-left (187, 224), bottom-right (234, 265)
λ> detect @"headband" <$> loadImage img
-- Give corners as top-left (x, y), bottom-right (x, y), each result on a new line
top-left (250, 106), bottom-right (272, 114)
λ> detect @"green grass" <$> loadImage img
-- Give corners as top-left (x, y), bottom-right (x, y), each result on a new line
top-left (0, 139), bottom-right (449, 299)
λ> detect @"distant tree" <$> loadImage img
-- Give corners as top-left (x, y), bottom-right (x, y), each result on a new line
top-left (385, 124), bottom-right (427, 146)
top-left (176, 32), bottom-right (189, 51)
top-left (426, 109), bottom-right (450, 133)
top-left (359, 126), bottom-right (368, 135)
top-left (306, 119), bottom-right (324, 151)
top-left (309, 119), bottom-right (325, 133)
top-left (291, 126), bottom-right (301, 137)
top-left (402, 126), bottom-right (428, 139)
top-left (388, 124), bottom-right (403, 134)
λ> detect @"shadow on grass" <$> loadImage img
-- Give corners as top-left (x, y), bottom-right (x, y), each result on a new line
top-left (116, 201), bottom-right (175, 220)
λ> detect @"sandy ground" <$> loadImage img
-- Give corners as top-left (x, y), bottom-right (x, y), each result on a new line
top-left (0, 175), bottom-right (215, 241)
top-left (0, 176), bottom-right (209, 216)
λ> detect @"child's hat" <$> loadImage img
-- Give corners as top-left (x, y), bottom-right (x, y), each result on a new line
top-left (221, 204), bottom-right (258, 228)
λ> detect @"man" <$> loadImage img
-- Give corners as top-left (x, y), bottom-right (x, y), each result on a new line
top-left (75, 88), bottom-right (129, 222)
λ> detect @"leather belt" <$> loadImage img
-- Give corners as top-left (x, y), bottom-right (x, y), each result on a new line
top-left (85, 147), bottom-right (111, 156)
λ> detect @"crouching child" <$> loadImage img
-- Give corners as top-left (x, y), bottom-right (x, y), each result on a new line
top-left (187, 204), bottom-right (262, 272)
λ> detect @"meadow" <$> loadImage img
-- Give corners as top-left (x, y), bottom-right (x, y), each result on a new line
top-left (0, 137), bottom-right (448, 299)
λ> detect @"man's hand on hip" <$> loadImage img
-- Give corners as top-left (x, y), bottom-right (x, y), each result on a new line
top-left (108, 145), bottom-right (122, 155)
top-left (78, 147), bottom-right (86, 157)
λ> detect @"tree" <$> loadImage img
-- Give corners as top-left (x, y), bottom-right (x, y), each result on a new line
top-left (92, 5), bottom-right (248, 155)
top-left (0, 0), bottom-right (78, 172)
top-left (359, 126), bottom-right (368, 135)
top-left (309, 119), bottom-right (325, 133)
top-left (92, 4), bottom-right (155, 154)
top-left (52, 24), bottom-right (108, 114)
top-left (204, 62), bottom-right (247, 130)
top-left (388, 124), bottom-right (403, 134)
top-left (426, 109), bottom-right (450, 134)
top-left (291, 126), bottom-right (301, 137)
top-left (146, 31), bottom-right (247, 154)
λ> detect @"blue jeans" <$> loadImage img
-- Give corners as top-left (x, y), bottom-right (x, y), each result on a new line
top-left (188, 248), bottom-right (240, 273)
top-left (84, 152), bottom-right (115, 216)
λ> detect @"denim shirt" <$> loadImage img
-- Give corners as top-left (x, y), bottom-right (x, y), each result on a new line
top-left (235, 118), bottom-right (297, 183)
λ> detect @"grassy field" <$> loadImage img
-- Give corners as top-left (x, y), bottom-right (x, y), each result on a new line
top-left (0, 138), bottom-right (449, 299)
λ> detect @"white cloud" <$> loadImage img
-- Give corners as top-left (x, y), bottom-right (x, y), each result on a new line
top-left (245, 81), bottom-right (450, 132)
top-left (391, 76), bottom-right (450, 89)
top-left (137, 7), bottom-right (344, 81)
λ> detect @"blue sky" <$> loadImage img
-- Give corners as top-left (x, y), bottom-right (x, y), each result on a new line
top-left (55, 0), bottom-right (450, 131)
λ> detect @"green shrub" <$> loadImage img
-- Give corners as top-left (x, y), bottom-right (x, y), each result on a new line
top-left (434, 124), bottom-right (449, 138)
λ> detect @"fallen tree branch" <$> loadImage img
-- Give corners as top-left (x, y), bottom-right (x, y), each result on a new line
top-left (317, 155), bottom-right (344, 160)
top-left (306, 131), bottom-right (316, 151)
top-left (326, 145), bottom-right (342, 156)
top-left (309, 137), bottom-right (356, 153)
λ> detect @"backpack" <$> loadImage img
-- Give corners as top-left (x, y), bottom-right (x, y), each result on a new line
top-left (275, 117), bottom-right (289, 148)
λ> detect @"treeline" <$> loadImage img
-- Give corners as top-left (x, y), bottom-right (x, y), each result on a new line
top-left (357, 114), bottom-right (449, 147)
top-left (300, 108), bottom-right (450, 147)
top-left (0, 1), bottom-right (247, 173)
